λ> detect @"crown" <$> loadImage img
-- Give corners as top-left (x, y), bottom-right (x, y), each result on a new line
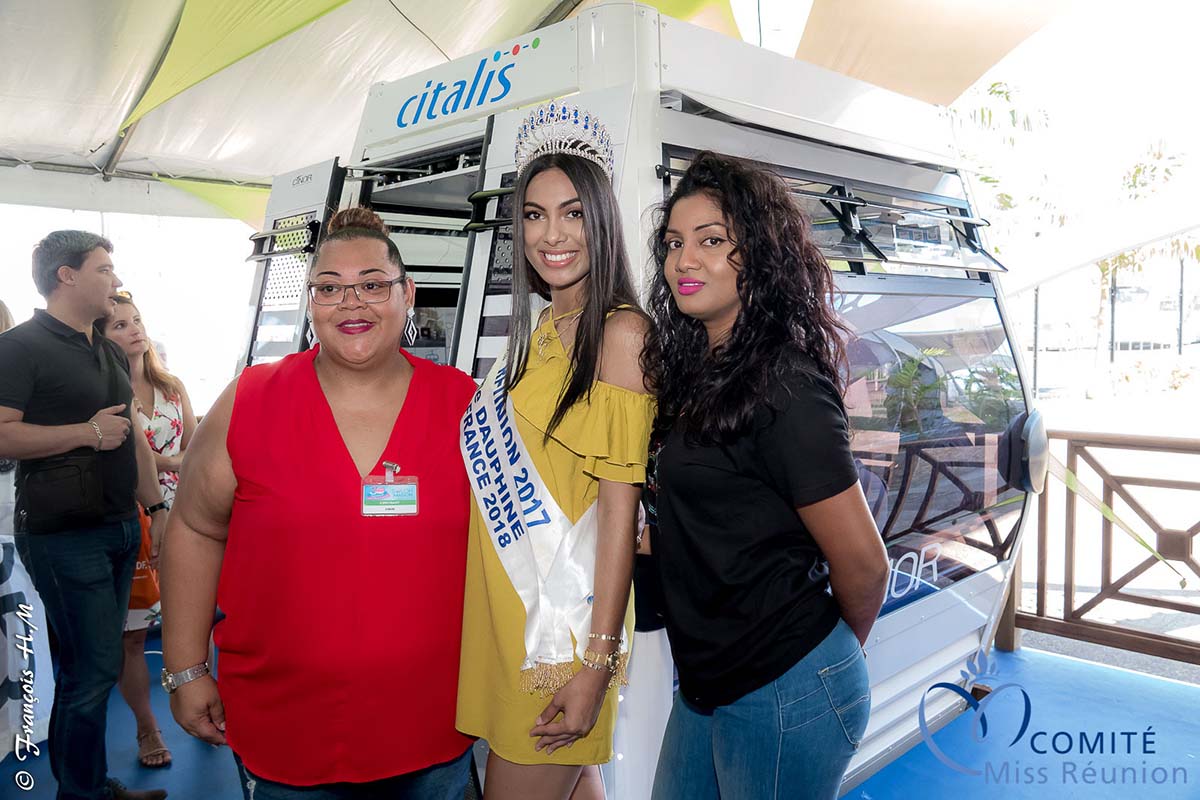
top-left (514, 101), bottom-right (615, 180)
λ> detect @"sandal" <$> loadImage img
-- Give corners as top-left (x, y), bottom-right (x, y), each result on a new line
top-left (137, 729), bottom-right (172, 768)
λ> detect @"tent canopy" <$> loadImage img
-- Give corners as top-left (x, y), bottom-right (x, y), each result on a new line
top-left (0, 0), bottom-right (1059, 223)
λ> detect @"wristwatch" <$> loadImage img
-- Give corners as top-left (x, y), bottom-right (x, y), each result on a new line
top-left (145, 501), bottom-right (169, 514)
top-left (161, 662), bottom-right (210, 694)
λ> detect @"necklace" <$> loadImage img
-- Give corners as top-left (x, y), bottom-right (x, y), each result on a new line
top-left (536, 307), bottom-right (584, 358)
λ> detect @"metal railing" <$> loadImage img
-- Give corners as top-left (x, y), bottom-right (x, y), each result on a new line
top-left (1012, 429), bottom-right (1200, 664)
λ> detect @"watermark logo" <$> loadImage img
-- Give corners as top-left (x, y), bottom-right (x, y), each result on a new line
top-left (917, 649), bottom-right (1032, 775)
top-left (916, 648), bottom-right (1191, 789)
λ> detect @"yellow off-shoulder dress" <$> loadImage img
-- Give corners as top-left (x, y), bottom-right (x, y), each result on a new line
top-left (456, 312), bottom-right (655, 766)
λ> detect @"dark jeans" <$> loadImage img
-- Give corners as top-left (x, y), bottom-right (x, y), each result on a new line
top-left (233, 747), bottom-right (473, 800)
top-left (15, 518), bottom-right (140, 800)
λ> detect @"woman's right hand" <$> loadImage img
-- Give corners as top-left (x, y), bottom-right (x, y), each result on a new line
top-left (529, 665), bottom-right (610, 755)
top-left (169, 675), bottom-right (227, 746)
top-left (636, 524), bottom-right (652, 555)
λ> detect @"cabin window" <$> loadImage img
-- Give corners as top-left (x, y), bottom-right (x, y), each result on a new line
top-left (837, 292), bottom-right (1028, 614)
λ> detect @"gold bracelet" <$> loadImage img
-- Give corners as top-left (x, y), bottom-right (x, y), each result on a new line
top-left (583, 648), bottom-right (619, 671)
top-left (580, 655), bottom-right (610, 673)
top-left (587, 632), bottom-right (622, 643)
top-left (581, 648), bottom-right (629, 689)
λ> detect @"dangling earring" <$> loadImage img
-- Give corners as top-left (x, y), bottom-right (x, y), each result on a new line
top-left (404, 306), bottom-right (418, 347)
top-left (304, 307), bottom-right (317, 347)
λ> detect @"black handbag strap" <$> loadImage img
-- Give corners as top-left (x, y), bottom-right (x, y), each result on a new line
top-left (97, 339), bottom-right (125, 411)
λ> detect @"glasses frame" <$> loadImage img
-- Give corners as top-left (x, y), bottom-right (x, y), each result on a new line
top-left (306, 276), bottom-right (406, 306)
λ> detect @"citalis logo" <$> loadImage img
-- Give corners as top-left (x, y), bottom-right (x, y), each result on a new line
top-left (396, 37), bottom-right (544, 130)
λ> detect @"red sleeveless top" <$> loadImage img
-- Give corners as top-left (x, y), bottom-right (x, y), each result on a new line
top-left (216, 347), bottom-right (477, 785)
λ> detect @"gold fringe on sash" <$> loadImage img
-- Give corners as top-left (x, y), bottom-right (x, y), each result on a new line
top-left (521, 661), bottom-right (577, 696)
top-left (608, 651), bottom-right (630, 690)
top-left (519, 652), bottom-right (631, 697)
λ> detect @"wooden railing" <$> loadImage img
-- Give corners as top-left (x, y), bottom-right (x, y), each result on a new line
top-left (1012, 429), bottom-right (1200, 664)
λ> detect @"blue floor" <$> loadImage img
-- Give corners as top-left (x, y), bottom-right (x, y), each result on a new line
top-left (4, 644), bottom-right (1197, 799)
top-left (1, 637), bottom-right (239, 799)
top-left (853, 648), bottom-right (1200, 800)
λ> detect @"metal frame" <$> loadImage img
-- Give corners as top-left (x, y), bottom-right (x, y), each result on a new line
top-left (243, 160), bottom-right (345, 367)
top-left (659, 141), bottom-right (1003, 276)
top-left (1018, 430), bottom-right (1200, 665)
top-left (245, 220), bottom-right (320, 263)
top-left (450, 116), bottom-right (498, 369)
top-left (463, 185), bottom-right (515, 233)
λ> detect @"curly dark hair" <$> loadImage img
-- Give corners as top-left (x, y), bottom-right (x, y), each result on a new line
top-left (641, 151), bottom-right (850, 444)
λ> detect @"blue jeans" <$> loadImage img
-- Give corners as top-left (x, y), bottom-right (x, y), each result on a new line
top-left (15, 519), bottom-right (140, 800)
top-left (652, 618), bottom-right (870, 800)
top-left (233, 747), bottom-right (473, 800)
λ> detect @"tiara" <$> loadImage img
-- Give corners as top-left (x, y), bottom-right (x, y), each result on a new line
top-left (514, 101), bottom-right (615, 180)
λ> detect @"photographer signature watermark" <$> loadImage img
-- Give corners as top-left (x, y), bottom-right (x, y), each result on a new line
top-left (10, 601), bottom-right (40, 792)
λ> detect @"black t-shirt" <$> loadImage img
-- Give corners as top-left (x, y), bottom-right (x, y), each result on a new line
top-left (0, 309), bottom-right (138, 529)
top-left (633, 430), bottom-right (667, 633)
top-left (655, 365), bottom-right (859, 707)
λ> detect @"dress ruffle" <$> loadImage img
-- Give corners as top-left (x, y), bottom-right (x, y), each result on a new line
top-left (510, 342), bottom-right (655, 485)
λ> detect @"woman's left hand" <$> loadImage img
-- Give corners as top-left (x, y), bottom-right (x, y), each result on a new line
top-left (529, 666), bottom-right (610, 755)
top-left (148, 509), bottom-right (167, 569)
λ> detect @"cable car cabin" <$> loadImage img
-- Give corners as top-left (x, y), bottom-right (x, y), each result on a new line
top-left (244, 3), bottom-right (1048, 792)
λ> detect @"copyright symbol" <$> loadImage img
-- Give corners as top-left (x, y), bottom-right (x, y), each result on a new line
top-left (14, 770), bottom-right (34, 790)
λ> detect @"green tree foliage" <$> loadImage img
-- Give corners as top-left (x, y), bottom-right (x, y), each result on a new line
top-left (885, 348), bottom-right (948, 435)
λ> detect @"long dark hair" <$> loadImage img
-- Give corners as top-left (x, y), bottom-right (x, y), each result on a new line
top-left (505, 152), bottom-right (642, 437)
top-left (642, 151), bottom-right (850, 444)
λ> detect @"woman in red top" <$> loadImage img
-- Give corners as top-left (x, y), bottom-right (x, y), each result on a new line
top-left (159, 208), bottom-right (478, 799)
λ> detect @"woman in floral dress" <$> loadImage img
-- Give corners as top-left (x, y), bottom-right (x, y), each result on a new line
top-left (102, 293), bottom-right (197, 767)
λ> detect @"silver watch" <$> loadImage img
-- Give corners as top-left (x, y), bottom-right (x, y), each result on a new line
top-left (161, 662), bottom-right (210, 694)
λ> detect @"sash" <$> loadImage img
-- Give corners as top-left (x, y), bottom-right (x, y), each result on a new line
top-left (460, 355), bottom-right (628, 695)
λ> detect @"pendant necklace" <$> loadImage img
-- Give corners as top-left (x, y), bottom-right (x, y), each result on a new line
top-left (537, 307), bottom-right (584, 358)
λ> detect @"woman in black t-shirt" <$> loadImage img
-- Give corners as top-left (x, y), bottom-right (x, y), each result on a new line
top-left (642, 152), bottom-right (889, 800)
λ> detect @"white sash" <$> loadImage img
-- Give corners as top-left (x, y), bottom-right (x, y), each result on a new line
top-left (460, 355), bottom-right (627, 694)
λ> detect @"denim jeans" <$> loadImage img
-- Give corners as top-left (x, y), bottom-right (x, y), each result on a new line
top-left (652, 618), bottom-right (870, 800)
top-left (233, 747), bottom-right (473, 800)
top-left (15, 518), bottom-right (140, 800)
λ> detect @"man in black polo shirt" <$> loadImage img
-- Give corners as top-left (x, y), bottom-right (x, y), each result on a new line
top-left (0, 231), bottom-right (168, 800)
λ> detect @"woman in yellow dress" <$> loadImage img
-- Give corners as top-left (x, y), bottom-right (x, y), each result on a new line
top-left (457, 103), bottom-right (653, 800)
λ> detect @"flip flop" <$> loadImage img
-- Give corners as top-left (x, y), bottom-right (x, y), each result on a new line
top-left (136, 729), bottom-right (172, 768)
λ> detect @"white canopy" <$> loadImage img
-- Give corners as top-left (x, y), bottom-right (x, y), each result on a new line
top-left (0, 0), bottom-right (1059, 221)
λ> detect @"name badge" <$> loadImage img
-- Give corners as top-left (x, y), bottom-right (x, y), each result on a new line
top-left (361, 461), bottom-right (418, 517)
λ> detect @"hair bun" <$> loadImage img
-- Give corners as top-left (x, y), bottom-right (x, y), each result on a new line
top-left (328, 207), bottom-right (386, 234)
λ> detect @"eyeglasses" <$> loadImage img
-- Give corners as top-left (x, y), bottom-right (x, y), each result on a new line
top-left (307, 277), bottom-right (405, 306)
top-left (116, 290), bottom-right (134, 300)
